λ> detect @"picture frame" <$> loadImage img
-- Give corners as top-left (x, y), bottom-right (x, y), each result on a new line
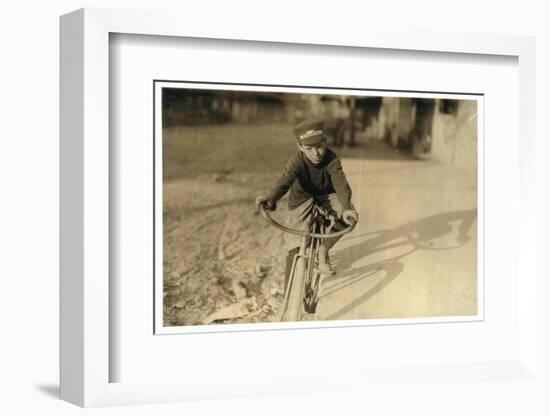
top-left (60, 7), bottom-right (537, 407)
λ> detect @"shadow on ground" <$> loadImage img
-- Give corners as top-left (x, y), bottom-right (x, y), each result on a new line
top-left (35, 384), bottom-right (59, 399)
top-left (322, 209), bottom-right (477, 320)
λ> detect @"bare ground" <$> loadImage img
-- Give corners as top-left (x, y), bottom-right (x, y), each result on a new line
top-left (162, 171), bottom-right (290, 326)
top-left (161, 124), bottom-right (477, 326)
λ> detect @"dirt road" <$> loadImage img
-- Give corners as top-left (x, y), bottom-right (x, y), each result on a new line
top-left (316, 157), bottom-right (477, 321)
top-left (162, 126), bottom-right (477, 326)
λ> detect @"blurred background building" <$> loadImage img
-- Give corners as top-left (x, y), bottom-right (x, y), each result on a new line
top-left (162, 88), bottom-right (477, 170)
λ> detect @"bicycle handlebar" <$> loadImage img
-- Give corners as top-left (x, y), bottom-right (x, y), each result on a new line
top-left (259, 204), bottom-right (356, 239)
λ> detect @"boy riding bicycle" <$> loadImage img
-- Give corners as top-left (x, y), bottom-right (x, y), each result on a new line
top-left (255, 119), bottom-right (359, 283)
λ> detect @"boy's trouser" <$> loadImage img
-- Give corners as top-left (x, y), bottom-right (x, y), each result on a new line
top-left (285, 193), bottom-right (351, 252)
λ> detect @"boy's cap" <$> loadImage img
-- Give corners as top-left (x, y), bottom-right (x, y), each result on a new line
top-left (293, 119), bottom-right (326, 145)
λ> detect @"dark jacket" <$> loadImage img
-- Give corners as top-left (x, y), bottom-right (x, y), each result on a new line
top-left (266, 148), bottom-right (352, 211)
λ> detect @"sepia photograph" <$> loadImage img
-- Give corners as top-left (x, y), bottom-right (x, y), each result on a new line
top-left (154, 82), bottom-right (481, 332)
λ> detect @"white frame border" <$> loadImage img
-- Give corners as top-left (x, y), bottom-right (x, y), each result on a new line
top-left (60, 7), bottom-right (536, 407)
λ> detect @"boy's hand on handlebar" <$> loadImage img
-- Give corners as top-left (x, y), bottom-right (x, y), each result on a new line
top-left (342, 209), bottom-right (359, 225)
top-left (255, 195), bottom-right (276, 212)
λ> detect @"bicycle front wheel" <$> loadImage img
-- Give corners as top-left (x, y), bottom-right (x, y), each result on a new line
top-left (282, 246), bottom-right (307, 322)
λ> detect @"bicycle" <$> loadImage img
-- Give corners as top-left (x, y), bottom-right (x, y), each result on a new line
top-left (259, 202), bottom-right (356, 322)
